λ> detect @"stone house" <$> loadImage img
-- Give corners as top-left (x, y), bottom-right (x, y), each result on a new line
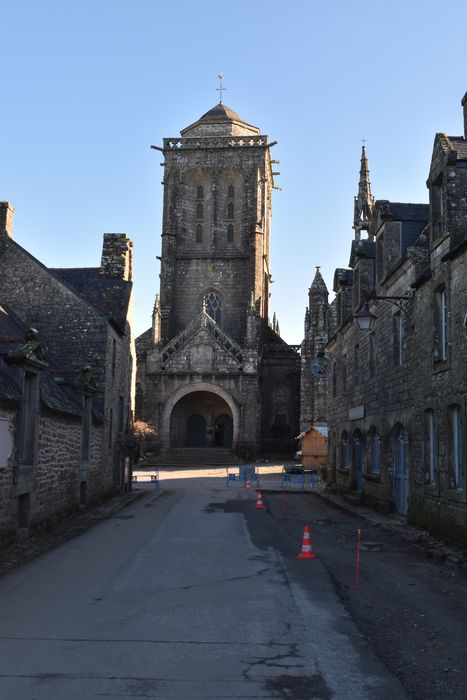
top-left (323, 93), bottom-right (467, 541)
top-left (136, 103), bottom-right (300, 459)
top-left (0, 203), bottom-right (135, 542)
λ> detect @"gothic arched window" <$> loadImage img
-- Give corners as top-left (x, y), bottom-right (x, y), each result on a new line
top-left (227, 224), bottom-right (234, 243)
top-left (196, 224), bottom-right (203, 243)
top-left (196, 203), bottom-right (203, 219)
top-left (205, 292), bottom-right (222, 325)
top-left (228, 184), bottom-right (235, 199)
top-left (197, 185), bottom-right (204, 199)
top-left (227, 202), bottom-right (234, 220)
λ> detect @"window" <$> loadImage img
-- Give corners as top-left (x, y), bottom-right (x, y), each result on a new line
top-left (20, 371), bottom-right (38, 464)
top-left (393, 312), bottom-right (404, 367)
top-left (112, 338), bottom-right (117, 378)
top-left (196, 203), bottom-right (203, 219)
top-left (423, 409), bottom-right (437, 485)
top-left (342, 354), bottom-right (347, 393)
top-left (227, 202), bottom-right (234, 220)
top-left (369, 428), bottom-right (381, 475)
top-left (354, 344), bottom-right (360, 386)
top-left (369, 332), bottom-right (376, 378)
top-left (227, 224), bottom-right (234, 243)
top-left (432, 175), bottom-right (445, 239)
top-left (197, 185), bottom-right (204, 199)
top-left (228, 184), bottom-right (234, 199)
top-left (434, 287), bottom-right (448, 361)
top-left (205, 292), bottom-right (222, 325)
top-left (448, 405), bottom-right (463, 489)
top-left (340, 431), bottom-right (350, 470)
top-left (332, 362), bottom-right (337, 398)
top-left (108, 408), bottom-right (113, 449)
top-left (118, 396), bottom-right (125, 432)
top-left (196, 223), bottom-right (203, 243)
top-left (81, 395), bottom-right (92, 461)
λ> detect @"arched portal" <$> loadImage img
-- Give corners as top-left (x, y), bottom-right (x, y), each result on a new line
top-left (168, 388), bottom-right (236, 449)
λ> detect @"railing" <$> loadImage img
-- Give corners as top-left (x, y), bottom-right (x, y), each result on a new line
top-left (259, 439), bottom-right (297, 458)
top-left (163, 135), bottom-right (268, 150)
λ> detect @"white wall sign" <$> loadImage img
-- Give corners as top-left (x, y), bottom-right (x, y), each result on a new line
top-left (349, 405), bottom-right (365, 421)
top-left (0, 417), bottom-right (14, 469)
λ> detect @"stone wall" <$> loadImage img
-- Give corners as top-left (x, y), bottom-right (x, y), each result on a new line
top-left (0, 404), bottom-right (18, 544)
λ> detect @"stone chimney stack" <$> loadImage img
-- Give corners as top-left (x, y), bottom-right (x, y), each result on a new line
top-left (462, 92), bottom-right (467, 139)
top-left (0, 201), bottom-right (15, 238)
top-left (100, 233), bottom-right (133, 281)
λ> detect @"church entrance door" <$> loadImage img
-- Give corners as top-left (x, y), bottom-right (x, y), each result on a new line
top-left (169, 389), bottom-right (235, 449)
top-left (214, 415), bottom-right (233, 448)
top-left (186, 415), bottom-right (206, 447)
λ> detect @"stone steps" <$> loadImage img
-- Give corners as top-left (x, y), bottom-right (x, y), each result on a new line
top-left (143, 448), bottom-right (238, 468)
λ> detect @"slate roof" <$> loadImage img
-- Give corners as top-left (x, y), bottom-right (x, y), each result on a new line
top-left (198, 103), bottom-right (246, 123)
top-left (0, 305), bottom-right (82, 415)
top-left (448, 136), bottom-right (467, 159)
top-left (50, 267), bottom-right (132, 334)
top-left (0, 306), bottom-right (29, 401)
top-left (261, 322), bottom-right (300, 358)
top-left (387, 203), bottom-right (429, 222)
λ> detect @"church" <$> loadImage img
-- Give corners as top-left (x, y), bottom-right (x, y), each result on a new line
top-left (135, 102), bottom-right (300, 459)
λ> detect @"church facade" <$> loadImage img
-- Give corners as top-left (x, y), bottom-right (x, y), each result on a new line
top-left (136, 103), bottom-right (300, 458)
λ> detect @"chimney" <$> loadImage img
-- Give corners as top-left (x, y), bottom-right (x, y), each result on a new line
top-left (462, 92), bottom-right (467, 139)
top-left (0, 201), bottom-right (15, 238)
top-left (100, 233), bottom-right (133, 281)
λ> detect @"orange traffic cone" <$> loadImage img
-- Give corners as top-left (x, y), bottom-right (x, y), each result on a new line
top-left (245, 478), bottom-right (251, 491)
top-left (255, 490), bottom-right (265, 509)
top-left (298, 525), bottom-right (316, 559)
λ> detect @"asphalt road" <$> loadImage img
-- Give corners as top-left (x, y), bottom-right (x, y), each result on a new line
top-left (0, 476), bottom-right (465, 699)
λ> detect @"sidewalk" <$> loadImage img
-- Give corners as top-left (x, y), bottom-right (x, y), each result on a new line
top-left (0, 490), bottom-right (149, 577)
top-left (313, 486), bottom-right (467, 570)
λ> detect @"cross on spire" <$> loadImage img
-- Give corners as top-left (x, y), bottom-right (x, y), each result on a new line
top-left (216, 72), bottom-right (226, 103)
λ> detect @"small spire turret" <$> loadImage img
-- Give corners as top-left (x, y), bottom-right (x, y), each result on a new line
top-left (353, 144), bottom-right (375, 241)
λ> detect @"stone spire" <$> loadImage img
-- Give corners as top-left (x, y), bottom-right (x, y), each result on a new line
top-left (308, 267), bottom-right (329, 335)
top-left (353, 145), bottom-right (375, 241)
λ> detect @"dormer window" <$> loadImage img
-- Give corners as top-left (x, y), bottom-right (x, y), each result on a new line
top-left (434, 285), bottom-right (448, 362)
top-left (431, 174), bottom-right (445, 240)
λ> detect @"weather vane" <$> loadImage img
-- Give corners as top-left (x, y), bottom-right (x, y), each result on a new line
top-left (217, 72), bottom-right (226, 104)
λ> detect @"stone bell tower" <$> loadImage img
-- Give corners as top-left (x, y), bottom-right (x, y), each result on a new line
top-left (136, 101), bottom-right (300, 458)
top-left (155, 102), bottom-right (276, 347)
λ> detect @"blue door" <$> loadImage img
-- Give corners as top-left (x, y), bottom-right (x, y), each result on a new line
top-left (186, 415), bottom-right (206, 447)
top-left (354, 437), bottom-right (363, 491)
top-left (394, 436), bottom-right (408, 514)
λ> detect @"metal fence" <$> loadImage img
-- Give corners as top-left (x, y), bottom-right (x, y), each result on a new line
top-left (259, 439), bottom-right (297, 458)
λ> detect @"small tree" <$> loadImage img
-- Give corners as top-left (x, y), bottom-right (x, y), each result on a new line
top-left (131, 420), bottom-right (158, 462)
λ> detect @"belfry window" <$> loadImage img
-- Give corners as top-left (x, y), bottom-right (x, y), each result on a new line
top-left (227, 224), bottom-right (234, 243)
top-left (205, 292), bottom-right (222, 325)
top-left (227, 202), bottom-right (234, 220)
top-left (228, 184), bottom-right (235, 199)
top-left (196, 203), bottom-right (203, 219)
top-left (197, 185), bottom-right (204, 200)
top-left (196, 224), bottom-right (203, 243)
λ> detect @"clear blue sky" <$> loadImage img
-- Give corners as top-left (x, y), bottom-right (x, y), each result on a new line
top-left (1, 0), bottom-right (466, 343)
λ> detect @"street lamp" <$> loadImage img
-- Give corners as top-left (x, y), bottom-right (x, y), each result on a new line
top-left (353, 302), bottom-right (377, 331)
top-left (353, 293), bottom-right (413, 331)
